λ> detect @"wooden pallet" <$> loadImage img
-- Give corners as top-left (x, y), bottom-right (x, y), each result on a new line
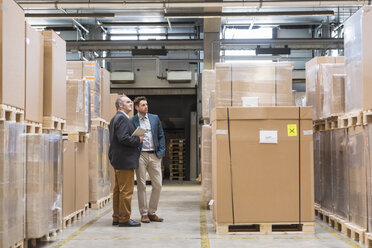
top-left (325, 116), bottom-right (340, 130)
top-left (26, 229), bottom-right (62, 247)
top-left (363, 110), bottom-right (372, 125)
top-left (365, 232), bottom-right (372, 248)
top-left (313, 120), bottom-right (325, 132)
top-left (329, 215), bottom-right (347, 235)
top-left (91, 117), bottom-right (109, 129)
top-left (0, 104), bottom-right (24, 122)
top-left (63, 131), bottom-right (88, 143)
top-left (43, 116), bottom-right (66, 131)
top-left (314, 206), bottom-right (333, 226)
top-left (169, 176), bottom-right (184, 181)
top-left (62, 204), bottom-right (89, 229)
top-left (344, 222), bottom-right (366, 245)
top-left (339, 111), bottom-right (363, 128)
top-left (213, 221), bottom-right (315, 235)
top-left (9, 240), bottom-right (24, 248)
top-left (90, 195), bottom-right (112, 210)
top-left (25, 121), bottom-right (42, 134)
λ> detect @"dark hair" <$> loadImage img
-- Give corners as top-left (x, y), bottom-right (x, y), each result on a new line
top-left (133, 96), bottom-right (147, 107)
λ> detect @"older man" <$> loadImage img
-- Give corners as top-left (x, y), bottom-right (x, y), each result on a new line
top-left (131, 96), bottom-right (165, 223)
top-left (109, 95), bottom-right (144, 227)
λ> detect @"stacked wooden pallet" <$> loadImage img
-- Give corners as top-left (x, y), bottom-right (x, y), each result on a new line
top-left (168, 139), bottom-right (186, 181)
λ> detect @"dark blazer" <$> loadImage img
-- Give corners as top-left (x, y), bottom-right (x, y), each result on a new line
top-left (130, 113), bottom-right (165, 158)
top-left (109, 111), bottom-right (140, 170)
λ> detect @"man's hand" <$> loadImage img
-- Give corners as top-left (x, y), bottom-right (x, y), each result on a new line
top-left (139, 135), bottom-right (144, 143)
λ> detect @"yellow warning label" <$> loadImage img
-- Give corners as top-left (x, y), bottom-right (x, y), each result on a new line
top-left (287, 124), bottom-right (297, 136)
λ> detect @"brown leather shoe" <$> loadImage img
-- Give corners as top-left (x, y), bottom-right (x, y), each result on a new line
top-left (141, 215), bottom-right (150, 223)
top-left (148, 214), bottom-right (164, 222)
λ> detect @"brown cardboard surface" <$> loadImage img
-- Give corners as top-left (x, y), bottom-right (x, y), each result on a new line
top-left (331, 74), bottom-right (345, 115)
top-left (66, 80), bottom-right (90, 132)
top-left (0, 0), bottom-right (25, 109)
top-left (66, 61), bottom-right (83, 79)
top-left (75, 142), bottom-right (89, 211)
top-left (101, 68), bottom-right (111, 122)
top-left (211, 106), bottom-right (314, 224)
top-left (42, 30), bottom-right (66, 119)
top-left (25, 23), bottom-right (44, 123)
top-left (62, 140), bottom-right (75, 218)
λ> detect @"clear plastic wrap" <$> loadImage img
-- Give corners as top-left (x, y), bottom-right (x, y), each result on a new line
top-left (331, 129), bottom-right (349, 219)
top-left (320, 131), bottom-right (333, 212)
top-left (0, 122), bottom-right (26, 247)
top-left (305, 56), bottom-right (344, 120)
top-left (88, 126), bottom-right (110, 202)
top-left (102, 128), bottom-right (111, 197)
top-left (347, 126), bottom-right (367, 228)
top-left (201, 125), bottom-right (212, 203)
top-left (331, 74), bottom-right (346, 116)
top-left (313, 131), bottom-right (321, 205)
top-left (365, 124), bottom-right (372, 231)
top-left (344, 7), bottom-right (372, 113)
top-left (66, 79), bottom-right (91, 132)
top-left (26, 132), bottom-right (62, 238)
top-left (320, 64), bottom-right (345, 118)
top-left (202, 70), bottom-right (216, 120)
top-left (215, 62), bottom-right (293, 108)
top-left (84, 62), bottom-right (101, 119)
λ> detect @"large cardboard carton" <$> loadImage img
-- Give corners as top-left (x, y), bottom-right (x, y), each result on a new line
top-left (0, 0), bottom-right (25, 109)
top-left (202, 70), bottom-right (215, 120)
top-left (25, 23), bottom-right (44, 123)
top-left (305, 56), bottom-right (344, 120)
top-left (211, 107), bottom-right (314, 225)
top-left (101, 68), bottom-right (111, 122)
top-left (344, 6), bottom-right (372, 113)
top-left (42, 30), bottom-right (66, 119)
top-left (75, 142), bottom-right (89, 211)
top-left (62, 140), bottom-right (75, 218)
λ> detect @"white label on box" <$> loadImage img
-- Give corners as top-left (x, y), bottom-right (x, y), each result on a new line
top-left (216, 130), bottom-right (228, 135)
top-left (242, 97), bottom-right (259, 107)
top-left (26, 38), bottom-right (30, 45)
top-left (259, 130), bottom-right (278, 144)
top-left (303, 130), bottom-right (313, 136)
top-left (208, 200), bottom-right (214, 206)
top-left (67, 69), bottom-right (74, 75)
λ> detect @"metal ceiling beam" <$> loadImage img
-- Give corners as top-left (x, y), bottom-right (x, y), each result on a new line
top-left (101, 22), bottom-right (198, 27)
top-left (25, 13), bottom-right (115, 18)
top-left (109, 33), bottom-right (196, 36)
top-left (66, 38), bottom-right (343, 51)
top-left (165, 10), bottom-right (335, 18)
top-left (18, 1), bottom-right (363, 9)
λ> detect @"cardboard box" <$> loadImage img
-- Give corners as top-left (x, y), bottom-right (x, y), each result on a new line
top-left (305, 56), bottom-right (344, 120)
top-left (0, 0), bottom-right (25, 109)
top-left (215, 62), bottom-right (293, 108)
top-left (201, 125), bottom-right (212, 203)
top-left (66, 61), bottom-right (101, 118)
top-left (344, 6), bottom-right (372, 113)
top-left (101, 68), bottom-right (111, 122)
top-left (211, 107), bottom-right (314, 224)
top-left (42, 30), bottom-right (66, 119)
top-left (25, 23), bottom-right (44, 123)
top-left (75, 142), bottom-right (89, 211)
top-left (62, 140), bottom-right (75, 218)
top-left (66, 80), bottom-right (90, 132)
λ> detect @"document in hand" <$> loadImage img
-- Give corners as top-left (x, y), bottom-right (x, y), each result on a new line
top-left (132, 127), bottom-right (146, 137)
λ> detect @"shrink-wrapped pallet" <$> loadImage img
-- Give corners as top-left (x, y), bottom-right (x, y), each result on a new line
top-left (201, 125), bottom-right (212, 203)
top-left (202, 70), bottom-right (216, 121)
top-left (215, 62), bottom-right (293, 108)
top-left (66, 80), bottom-right (91, 132)
top-left (313, 131), bottom-right (321, 206)
top-left (320, 131), bottom-right (332, 212)
top-left (0, 122), bottom-right (26, 247)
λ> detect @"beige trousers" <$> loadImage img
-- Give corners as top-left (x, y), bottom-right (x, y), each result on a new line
top-left (112, 169), bottom-right (135, 223)
top-left (136, 152), bottom-right (162, 216)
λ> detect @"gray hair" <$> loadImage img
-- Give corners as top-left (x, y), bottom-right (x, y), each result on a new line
top-left (115, 97), bottom-right (123, 110)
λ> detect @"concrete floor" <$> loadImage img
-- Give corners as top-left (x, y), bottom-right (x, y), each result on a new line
top-left (38, 182), bottom-right (361, 248)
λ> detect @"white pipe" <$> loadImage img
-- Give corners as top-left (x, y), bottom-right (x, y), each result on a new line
top-left (20, 1), bottom-right (363, 10)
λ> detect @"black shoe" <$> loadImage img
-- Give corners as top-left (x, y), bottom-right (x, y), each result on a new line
top-left (118, 219), bottom-right (141, 227)
top-left (112, 221), bottom-right (119, 226)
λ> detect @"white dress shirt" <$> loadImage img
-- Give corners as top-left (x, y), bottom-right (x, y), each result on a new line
top-left (119, 110), bottom-right (129, 119)
top-left (138, 113), bottom-right (155, 151)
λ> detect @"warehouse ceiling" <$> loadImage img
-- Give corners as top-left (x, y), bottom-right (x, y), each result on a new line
top-left (17, 0), bottom-right (365, 56)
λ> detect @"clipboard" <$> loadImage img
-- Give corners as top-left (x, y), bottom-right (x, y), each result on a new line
top-left (132, 127), bottom-right (146, 137)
